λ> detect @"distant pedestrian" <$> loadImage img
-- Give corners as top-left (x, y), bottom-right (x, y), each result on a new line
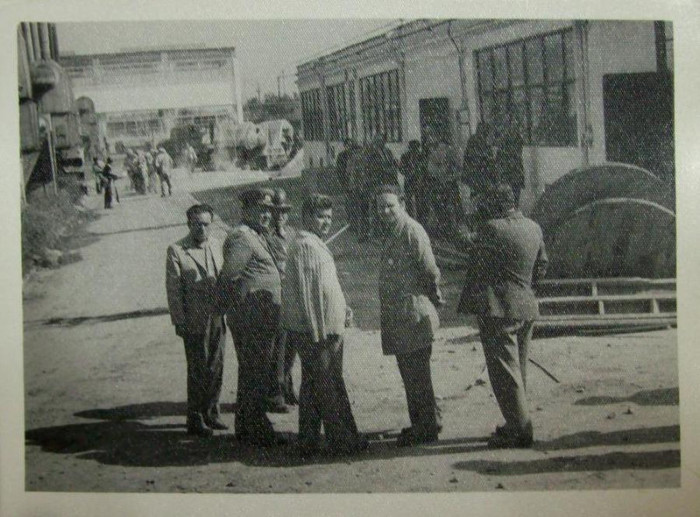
top-left (100, 158), bottom-right (119, 209)
top-left (376, 184), bottom-right (444, 447)
top-left (425, 136), bottom-right (462, 239)
top-left (155, 147), bottom-right (173, 197)
top-left (463, 122), bottom-right (497, 212)
top-left (186, 144), bottom-right (198, 174)
top-left (166, 204), bottom-right (227, 437)
top-left (494, 122), bottom-right (525, 206)
top-left (457, 183), bottom-right (548, 448)
top-left (345, 143), bottom-right (368, 239)
top-left (282, 194), bottom-right (367, 456)
top-left (399, 140), bottom-right (426, 224)
top-left (265, 188), bottom-right (299, 410)
top-left (91, 157), bottom-right (103, 194)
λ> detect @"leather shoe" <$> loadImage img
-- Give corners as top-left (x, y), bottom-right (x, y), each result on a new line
top-left (264, 396), bottom-right (290, 414)
top-left (204, 417), bottom-right (229, 430)
top-left (488, 422), bottom-right (533, 449)
top-left (187, 424), bottom-right (214, 438)
top-left (396, 427), bottom-right (438, 447)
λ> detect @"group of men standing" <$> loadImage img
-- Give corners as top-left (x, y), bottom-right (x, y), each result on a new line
top-left (336, 122), bottom-right (525, 243)
top-left (166, 168), bottom-right (548, 453)
top-left (124, 147), bottom-right (173, 197)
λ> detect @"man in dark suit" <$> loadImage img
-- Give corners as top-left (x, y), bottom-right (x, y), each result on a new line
top-left (166, 204), bottom-right (227, 437)
top-left (216, 188), bottom-right (285, 446)
top-left (457, 183), bottom-right (548, 448)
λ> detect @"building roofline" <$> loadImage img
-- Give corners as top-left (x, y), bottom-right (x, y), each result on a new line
top-left (60, 45), bottom-right (236, 61)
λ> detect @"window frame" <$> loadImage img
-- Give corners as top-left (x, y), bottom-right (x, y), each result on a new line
top-left (359, 69), bottom-right (402, 143)
top-left (475, 28), bottom-right (577, 147)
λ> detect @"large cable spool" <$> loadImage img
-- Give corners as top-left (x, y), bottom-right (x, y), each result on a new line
top-left (546, 198), bottom-right (676, 279)
top-left (531, 163), bottom-right (675, 238)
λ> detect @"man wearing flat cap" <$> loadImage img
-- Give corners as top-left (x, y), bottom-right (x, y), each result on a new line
top-left (265, 188), bottom-right (299, 411)
top-left (216, 187), bottom-right (285, 446)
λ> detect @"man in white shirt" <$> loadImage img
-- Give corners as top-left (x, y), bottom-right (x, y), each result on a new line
top-left (282, 194), bottom-right (367, 456)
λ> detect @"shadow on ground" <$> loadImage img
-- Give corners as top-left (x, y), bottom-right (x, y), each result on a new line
top-left (26, 402), bottom-right (680, 472)
top-left (574, 387), bottom-right (679, 407)
top-left (25, 307), bottom-right (170, 328)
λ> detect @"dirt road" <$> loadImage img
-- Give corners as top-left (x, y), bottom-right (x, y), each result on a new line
top-left (22, 167), bottom-right (680, 494)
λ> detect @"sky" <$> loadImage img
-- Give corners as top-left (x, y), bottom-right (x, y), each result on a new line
top-left (56, 19), bottom-right (395, 101)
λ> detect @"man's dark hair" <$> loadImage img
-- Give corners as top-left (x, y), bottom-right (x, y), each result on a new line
top-left (376, 183), bottom-right (405, 202)
top-left (186, 203), bottom-right (214, 222)
top-left (484, 183), bottom-right (515, 214)
top-left (301, 194), bottom-right (333, 220)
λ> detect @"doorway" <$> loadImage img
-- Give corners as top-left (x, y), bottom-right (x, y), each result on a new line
top-left (419, 97), bottom-right (451, 144)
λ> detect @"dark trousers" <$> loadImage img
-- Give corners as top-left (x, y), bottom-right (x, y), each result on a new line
top-left (182, 322), bottom-right (225, 425)
top-left (229, 294), bottom-right (280, 440)
top-left (103, 184), bottom-right (113, 208)
top-left (269, 329), bottom-right (296, 402)
top-left (290, 331), bottom-right (360, 449)
top-left (478, 317), bottom-right (534, 431)
top-left (348, 189), bottom-right (371, 238)
top-left (395, 346), bottom-right (440, 433)
top-left (431, 182), bottom-right (462, 238)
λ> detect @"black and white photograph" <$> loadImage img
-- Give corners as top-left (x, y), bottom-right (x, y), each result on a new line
top-left (2, 0), bottom-right (699, 516)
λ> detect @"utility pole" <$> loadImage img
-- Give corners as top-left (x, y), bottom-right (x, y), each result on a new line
top-left (256, 82), bottom-right (261, 102)
top-left (41, 114), bottom-right (59, 196)
top-left (277, 73), bottom-right (282, 98)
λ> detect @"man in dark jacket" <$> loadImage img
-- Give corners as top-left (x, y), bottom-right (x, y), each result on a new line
top-left (463, 122), bottom-right (496, 211)
top-left (216, 188), bottom-right (285, 446)
top-left (457, 183), bottom-right (548, 448)
top-left (494, 123), bottom-right (525, 206)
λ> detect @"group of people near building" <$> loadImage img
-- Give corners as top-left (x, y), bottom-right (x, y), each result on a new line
top-left (124, 147), bottom-right (174, 197)
top-left (165, 172), bottom-right (548, 455)
top-left (336, 121), bottom-right (525, 242)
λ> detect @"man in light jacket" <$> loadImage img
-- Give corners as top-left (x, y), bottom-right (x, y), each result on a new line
top-left (376, 184), bottom-right (444, 447)
top-left (282, 194), bottom-right (367, 456)
top-left (166, 204), bottom-right (226, 437)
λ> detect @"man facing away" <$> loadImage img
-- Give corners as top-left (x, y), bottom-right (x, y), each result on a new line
top-left (216, 188), bottom-right (286, 447)
top-left (165, 204), bottom-right (227, 437)
top-left (376, 184), bottom-right (444, 447)
top-left (282, 194), bottom-right (367, 456)
top-left (155, 147), bottom-right (173, 197)
top-left (457, 183), bottom-right (548, 448)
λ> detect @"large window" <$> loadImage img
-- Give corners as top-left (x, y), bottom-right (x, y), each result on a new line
top-left (360, 69), bottom-right (402, 143)
top-left (326, 82), bottom-right (355, 141)
top-left (300, 88), bottom-right (323, 141)
top-left (476, 29), bottom-right (577, 146)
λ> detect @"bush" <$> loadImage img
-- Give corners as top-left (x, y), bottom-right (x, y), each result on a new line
top-left (21, 176), bottom-right (91, 276)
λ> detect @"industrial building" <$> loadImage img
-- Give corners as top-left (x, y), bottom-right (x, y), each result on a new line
top-left (297, 19), bottom-right (674, 212)
top-left (60, 46), bottom-right (244, 151)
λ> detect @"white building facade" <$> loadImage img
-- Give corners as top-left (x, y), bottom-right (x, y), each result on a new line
top-left (297, 19), bottom-right (673, 213)
top-left (60, 46), bottom-right (244, 150)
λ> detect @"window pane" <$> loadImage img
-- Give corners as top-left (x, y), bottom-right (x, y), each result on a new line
top-left (478, 51), bottom-right (493, 92)
top-left (480, 92), bottom-right (494, 123)
top-left (564, 30), bottom-right (575, 80)
top-left (525, 39), bottom-right (544, 84)
top-left (509, 43), bottom-right (525, 86)
top-left (529, 86), bottom-right (545, 143)
top-left (494, 46), bottom-right (508, 88)
top-left (544, 33), bottom-right (564, 83)
top-left (511, 87), bottom-right (528, 137)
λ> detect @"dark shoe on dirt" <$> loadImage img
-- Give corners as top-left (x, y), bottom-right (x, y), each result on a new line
top-left (488, 422), bottom-right (533, 449)
top-left (204, 417), bottom-right (229, 430)
top-left (396, 427), bottom-right (438, 447)
top-left (264, 396), bottom-right (290, 414)
top-left (187, 414), bottom-right (214, 437)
